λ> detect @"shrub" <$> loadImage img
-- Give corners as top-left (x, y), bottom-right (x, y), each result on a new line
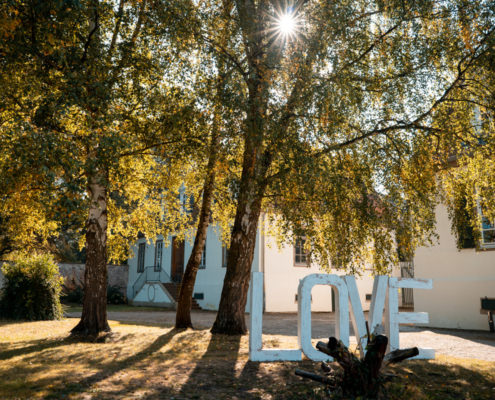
top-left (0, 254), bottom-right (63, 320)
top-left (107, 285), bottom-right (126, 305)
top-left (61, 285), bottom-right (84, 304)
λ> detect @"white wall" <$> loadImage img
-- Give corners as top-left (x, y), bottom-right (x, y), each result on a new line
top-left (127, 226), bottom-right (258, 312)
top-left (134, 282), bottom-right (173, 306)
top-left (190, 226), bottom-right (226, 310)
top-left (262, 234), bottom-right (376, 313)
top-left (127, 237), bottom-right (160, 300)
top-left (192, 226), bottom-right (258, 312)
top-left (414, 204), bottom-right (495, 330)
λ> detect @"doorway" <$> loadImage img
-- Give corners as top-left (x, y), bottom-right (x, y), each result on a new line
top-left (171, 237), bottom-right (185, 283)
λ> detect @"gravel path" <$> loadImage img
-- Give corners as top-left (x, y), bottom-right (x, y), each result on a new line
top-left (66, 310), bottom-right (495, 361)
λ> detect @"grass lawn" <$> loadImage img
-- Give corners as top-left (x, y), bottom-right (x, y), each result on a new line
top-left (0, 319), bottom-right (494, 399)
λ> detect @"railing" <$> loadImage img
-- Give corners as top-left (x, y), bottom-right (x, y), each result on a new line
top-left (399, 261), bottom-right (414, 308)
top-left (132, 266), bottom-right (172, 299)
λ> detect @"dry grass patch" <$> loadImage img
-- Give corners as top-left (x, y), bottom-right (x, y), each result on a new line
top-left (0, 319), bottom-right (494, 399)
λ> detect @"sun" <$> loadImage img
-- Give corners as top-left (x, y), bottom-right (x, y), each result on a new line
top-left (277, 12), bottom-right (297, 36)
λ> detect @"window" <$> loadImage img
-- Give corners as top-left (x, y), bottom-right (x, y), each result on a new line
top-left (456, 197), bottom-right (495, 250)
top-left (222, 245), bottom-right (229, 268)
top-left (193, 292), bottom-right (204, 300)
top-left (199, 240), bottom-right (207, 269)
top-left (479, 205), bottom-right (495, 249)
top-left (294, 237), bottom-right (309, 266)
top-left (154, 240), bottom-right (163, 271)
top-left (137, 243), bottom-right (145, 273)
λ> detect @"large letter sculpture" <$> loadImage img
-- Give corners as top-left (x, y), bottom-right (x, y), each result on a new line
top-left (249, 272), bottom-right (434, 362)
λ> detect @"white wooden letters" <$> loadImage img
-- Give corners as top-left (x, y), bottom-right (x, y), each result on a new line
top-left (249, 272), bottom-right (434, 362)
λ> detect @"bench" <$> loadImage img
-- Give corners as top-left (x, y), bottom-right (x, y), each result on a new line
top-left (480, 297), bottom-right (495, 332)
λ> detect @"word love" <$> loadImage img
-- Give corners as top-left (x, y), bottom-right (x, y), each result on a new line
top-left (249, 272), bottom-right (434, 362)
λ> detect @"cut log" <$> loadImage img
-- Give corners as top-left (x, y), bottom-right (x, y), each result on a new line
top-left (295, 369), bottom-right (335, 386)
top-left (384, 347), bottom-right (419, 364)
top-left (363, 334), bottom-right (388, 380)
top-left (320, 361), bottom-right (333, 374)
top-left (316, 337), bottom-right (361, 371)
top-left (297, 335), bottom-right (420, 398)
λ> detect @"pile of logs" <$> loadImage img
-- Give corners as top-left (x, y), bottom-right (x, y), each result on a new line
top-left (295, 331), bottom-right (419, 398)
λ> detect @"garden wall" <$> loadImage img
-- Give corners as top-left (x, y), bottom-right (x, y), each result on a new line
top-left (0, 262), bottom-right (128, 296)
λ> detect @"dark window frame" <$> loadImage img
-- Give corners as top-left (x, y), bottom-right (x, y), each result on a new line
top-left (478, 203), bottom-right (495, 249)
top-left (222, 245), bottom-right (229, 268)
top-left (137, 242), bottom-right (146, 273)
top-left (154, 239), bottom-right (163, 271)
top-left (294, 236), bottom-right (310, 267)
top-left (199, 240), bottom-right (207, 269)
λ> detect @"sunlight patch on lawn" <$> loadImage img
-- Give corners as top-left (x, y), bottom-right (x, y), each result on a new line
top-left (0, 319), bottom-right (494, 399)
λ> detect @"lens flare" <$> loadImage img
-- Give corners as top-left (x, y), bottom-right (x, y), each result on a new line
top-left (277, 12), bottom-right (296, 36)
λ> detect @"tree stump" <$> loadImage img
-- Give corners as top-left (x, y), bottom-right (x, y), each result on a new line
top-left (295, 334), bottom-right (419, 398)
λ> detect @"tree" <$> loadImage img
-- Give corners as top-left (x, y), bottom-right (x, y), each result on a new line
top-left (198, 0), bottom-right (495, 334)
top-left (432, 34), bottom-right (495, 246)
top-left (175, 0), bottom-right (236, 329)
top-left (0, 0), bottom-right (199, 335)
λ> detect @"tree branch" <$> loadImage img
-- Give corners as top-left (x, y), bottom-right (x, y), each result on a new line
top-left (81, 5), bottom-right (99, 64)
top-left (108, 0), bottom-right (125, 57)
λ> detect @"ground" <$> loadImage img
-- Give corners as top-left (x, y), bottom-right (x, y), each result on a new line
top-left (0, 308), bottom-right (494, 399)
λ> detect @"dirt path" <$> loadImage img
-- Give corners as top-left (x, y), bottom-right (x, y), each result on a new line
top-left (66, 310), bottom-right (495, 361)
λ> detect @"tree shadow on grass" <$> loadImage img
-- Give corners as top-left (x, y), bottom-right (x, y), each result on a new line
top-left (176, 333), bottom-right (242, 399)
top-left (0, 337), bottom-right (78, 361)
top-left (42, 328), bottom-right (182, 399)
top-left (132, 333), bottom-right (243, 400)
top-left (383, 359), bottom-right (495, 400)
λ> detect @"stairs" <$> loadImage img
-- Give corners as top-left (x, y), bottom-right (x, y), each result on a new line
top-left (163, 283), bottom-right (202, 310)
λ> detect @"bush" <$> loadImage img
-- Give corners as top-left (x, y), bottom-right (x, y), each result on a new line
top-left (107, 285), bottom-right (126, 305)
top-left (61, 285), bottom-right (84, 304)
top-left (0, 254), bottom-right (63, 320)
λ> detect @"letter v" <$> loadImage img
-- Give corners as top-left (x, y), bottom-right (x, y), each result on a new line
top-left (344, 275), bottom-right (388, 357)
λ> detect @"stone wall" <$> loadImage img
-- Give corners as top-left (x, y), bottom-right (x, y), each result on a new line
top-left (0, 261), bottom-right (128, 296)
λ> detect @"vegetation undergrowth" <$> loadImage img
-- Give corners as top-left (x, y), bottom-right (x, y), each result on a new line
top-left (0, 253), bottom-right (63, 320)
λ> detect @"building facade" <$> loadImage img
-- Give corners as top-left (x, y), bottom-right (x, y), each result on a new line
top-left (414, 203), bottom-right (495, 331)
top-left (126, 219), bottom-right (379, 313)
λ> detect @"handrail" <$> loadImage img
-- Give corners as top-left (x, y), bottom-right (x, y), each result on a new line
top-left (131, 266), bottom-right (172, 299)
top-left (132, 270), bottom-right (147, 299)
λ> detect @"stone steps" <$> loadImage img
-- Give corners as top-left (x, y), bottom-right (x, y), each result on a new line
top-left (163, 282), bottom-right (202, 310)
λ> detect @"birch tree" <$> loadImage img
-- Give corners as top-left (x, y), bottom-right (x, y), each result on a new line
top-left (192, 0), bottom-right (495, 334)
top-left (0, 0), bottom-right (199, 335)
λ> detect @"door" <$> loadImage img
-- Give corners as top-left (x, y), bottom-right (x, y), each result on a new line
top-left (171, 237), bottom-right (185, 282)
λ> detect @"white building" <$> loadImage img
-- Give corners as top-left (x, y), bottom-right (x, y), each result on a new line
top-left (414, 202), bottom-right (495, 331)
top-left (127, 218), bottom-right (378, 313)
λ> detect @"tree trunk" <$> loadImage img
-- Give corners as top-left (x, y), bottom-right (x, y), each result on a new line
top-left (210, 192), bottom-right (262, 335)
top-left (211, 137), bottom-right (267, 334)
top-left (71, 173), bottom-right (110, 336)
top-left (210, 73), bottom-right (273, 335)
top-left (175, 133), bottom-right (218, 329)
top-left (211, 1), bottom-right (275, 335)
